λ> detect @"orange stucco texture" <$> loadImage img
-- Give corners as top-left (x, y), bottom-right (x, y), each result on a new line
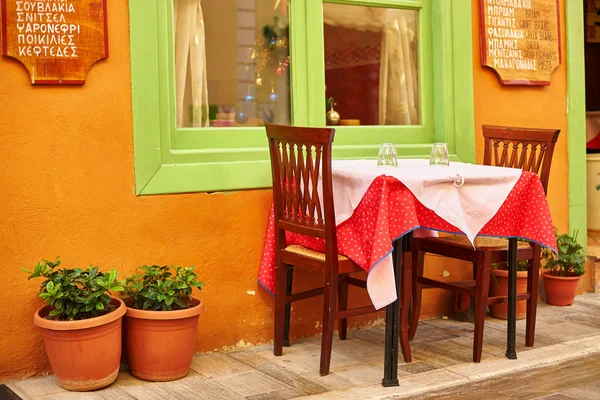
top-left (472, 0), bottom-right (569, 231)
top-left (0, 0), bottom-right (569, 381)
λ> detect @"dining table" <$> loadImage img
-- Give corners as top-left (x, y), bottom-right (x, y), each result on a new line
top-left (259, 158), bottom-right (558, 387)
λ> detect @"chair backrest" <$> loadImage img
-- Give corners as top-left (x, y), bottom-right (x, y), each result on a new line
top-left (482, 125), bottom-right (560, 195)
top-left (265, 124), bottom-right (337, 251)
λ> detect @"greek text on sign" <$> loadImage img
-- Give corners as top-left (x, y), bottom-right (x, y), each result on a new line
top-left (1, 0), bottom-right (108, 84)
top-left (480, 0), bottom-right (561, 86)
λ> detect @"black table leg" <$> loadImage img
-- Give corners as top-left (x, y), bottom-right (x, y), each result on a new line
top-left (382, 232), bottom-right (412, 387)
top-left (506, 237), bottom-right (518, 359)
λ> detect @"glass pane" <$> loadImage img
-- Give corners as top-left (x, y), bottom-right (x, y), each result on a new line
top-left (323, 3), bottom-right (419, 126)
top-left (173, 0), bottom-right (290, 128)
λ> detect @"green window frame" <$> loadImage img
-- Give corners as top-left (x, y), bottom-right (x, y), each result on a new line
top-left (130, 0), bottom-right (475, 195)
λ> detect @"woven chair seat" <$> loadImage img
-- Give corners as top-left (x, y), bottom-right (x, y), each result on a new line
top-left (284, 245), bottom-right (349, 261)
top-left (426, 235), bottom-right (533, 250)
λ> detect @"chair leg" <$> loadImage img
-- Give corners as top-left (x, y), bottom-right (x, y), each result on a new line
top-left (400, 251), bottom-right (412, 363)
top-left (320, 269), bottom-right (338, 376)
top-left (526, 247), bottom-right (541, 347)
top-left (338, 276), bottom-right (349, 340)
top-left (473, 261), bottom-right (491, 363)
top-left (283, 265), bottom-right (294, 347)
top-left (409, 249), bottom-right (425, 341)
top-left (274, 260), bottom-right (289, 357)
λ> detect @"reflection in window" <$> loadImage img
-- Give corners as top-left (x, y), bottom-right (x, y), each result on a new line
top-left (323, 4), bottom-right (419, 126)
top-left (173, 0), bottom-right (290, 128)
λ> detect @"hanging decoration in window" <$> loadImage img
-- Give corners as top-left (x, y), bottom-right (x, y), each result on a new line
top-left (242, 14), bottom-right (289, 124)
top-left (274, 0), bottom-right (287, 15)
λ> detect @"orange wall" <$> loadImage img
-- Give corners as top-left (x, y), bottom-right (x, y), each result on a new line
top-left (0, 0), bottom-right (569, 381)
top-left (472, 0), bottom-right (569, 231)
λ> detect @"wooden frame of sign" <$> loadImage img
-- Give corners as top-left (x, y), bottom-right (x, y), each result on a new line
top-left (0, 0), bottom-right (108, 85)
top-left (480, 0), bottom-right (561, 86)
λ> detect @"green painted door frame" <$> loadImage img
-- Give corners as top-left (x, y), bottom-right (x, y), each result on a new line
top-left (566, 0), bottom-right (588, 251)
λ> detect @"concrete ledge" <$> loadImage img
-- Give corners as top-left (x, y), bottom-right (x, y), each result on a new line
top-left (295, 334), bottom-right (600, 400)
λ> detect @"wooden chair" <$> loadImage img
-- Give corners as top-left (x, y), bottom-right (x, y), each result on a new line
top-left (266, 124), bottom-right (412, 376)
top-left (409, 125), bottom-right (560, 362)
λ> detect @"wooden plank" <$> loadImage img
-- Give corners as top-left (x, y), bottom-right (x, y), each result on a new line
top-left (119, 374), bottom-right (245, 400)
top-left (6, 376), bottom-right (65, 399)
top-left (175, 374), bottom-right (254, 400)
top-left (245, 388), bottom-right (303, 400)
top-left (228, 349), bottom-right (330, 396)
top-left (212, 371), bottom-right (291, 397)
top-left (94, 387), bottom-right (137, 400)
top-left (189, 353), bottom-right (255, 379)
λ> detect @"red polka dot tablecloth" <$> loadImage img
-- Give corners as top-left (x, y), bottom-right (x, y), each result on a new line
top-left (258, 170), bottom-right (557, 298)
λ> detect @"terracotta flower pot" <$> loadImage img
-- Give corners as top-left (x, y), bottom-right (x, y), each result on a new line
top-left (488, 269), bottom-right (528, 320)
top-left (124, 296), bottom-right (205, 381)
top-left (543, 272), bottom-right (581, 306)
top-left (33, 297), bottom-right (126, 391)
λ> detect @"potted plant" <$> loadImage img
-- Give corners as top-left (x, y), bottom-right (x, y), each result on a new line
top-left (123, 265), bottom-right (205, 381)
top-left (24, 258), bottom-right (126, 391)
top-left (489, 260), bottom-right (530, 320)
top-left (542, 230), bottom-right (585, 306)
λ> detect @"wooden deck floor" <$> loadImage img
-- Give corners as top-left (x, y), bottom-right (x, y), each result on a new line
top-left (6, 294), bottom-right (600, 400)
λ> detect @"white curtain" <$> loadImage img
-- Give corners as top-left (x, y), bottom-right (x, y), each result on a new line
top-left (379, 11), bottom-right (418, 125)
top-left (323, 6), bottom-right (419, 125)
top-left (174, 0), bottom-right (209, 128)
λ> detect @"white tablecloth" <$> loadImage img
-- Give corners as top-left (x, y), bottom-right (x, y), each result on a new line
top-left (329, 159), bottom-right (522, 309)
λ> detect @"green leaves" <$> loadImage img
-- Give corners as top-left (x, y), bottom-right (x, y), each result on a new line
top-left (542, 230), bottom-right (586, 277)
top-left (123, 265), bottom-right (205, 311)
top-left (24, 257), bottom-right (125, 321)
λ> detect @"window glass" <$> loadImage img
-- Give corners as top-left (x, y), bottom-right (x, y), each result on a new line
top-left (173, 0), bottom-right (290, 128)
top-left (323, 3), bottom-right (419, 126)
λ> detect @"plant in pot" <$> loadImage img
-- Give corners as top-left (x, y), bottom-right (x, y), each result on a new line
top-left (24, 258), bottom-right (126, 391)
top-left (489, 260), bottom-right (530, 320)
top-left (123, 265), bottom-right (206, 382)
top-left (541, 230), bottom-right (585, 306)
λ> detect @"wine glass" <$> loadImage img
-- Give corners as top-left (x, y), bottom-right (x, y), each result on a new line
top-left (429, 143), bottom-right (449, 167)
top-left (377, 143), bottom-right (398, 167)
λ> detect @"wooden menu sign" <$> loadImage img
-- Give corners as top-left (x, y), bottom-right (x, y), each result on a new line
top-left (480, 0), bottom-right (561, 86)
top-left (1, 0), bottom-right (108, 84)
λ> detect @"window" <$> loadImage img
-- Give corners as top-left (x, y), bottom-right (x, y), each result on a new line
top-left (174, 0), bottom-right (291, 128)
top-left (130, 0), bottom-right (475, 195)
top-left (323, 4), bottom-right (420, 126)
